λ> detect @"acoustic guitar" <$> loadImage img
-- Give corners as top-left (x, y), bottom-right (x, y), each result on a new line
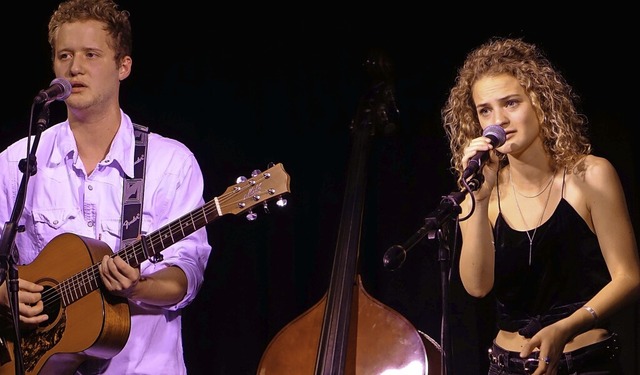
top-left (0, 163), bottom-right (290, 375)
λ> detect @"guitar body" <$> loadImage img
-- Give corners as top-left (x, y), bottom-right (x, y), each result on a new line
top-left (0, 233), bottom-right (130, 375)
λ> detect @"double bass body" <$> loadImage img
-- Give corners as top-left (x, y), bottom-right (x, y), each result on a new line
top-left (256, 276), bottom-right (442, 374)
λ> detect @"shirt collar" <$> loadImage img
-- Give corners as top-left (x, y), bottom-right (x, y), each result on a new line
top-left (51, 110), bottom-right (136, 177)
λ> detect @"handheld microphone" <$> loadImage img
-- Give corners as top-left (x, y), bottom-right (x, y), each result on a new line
top-left (462, 125), bottom-right (506, 179)
top-left (34, 78), bottom-right (72, 104)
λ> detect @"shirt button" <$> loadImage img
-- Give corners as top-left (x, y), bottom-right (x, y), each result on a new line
top-left (53, 220), bottom-right (59, 225)
top-left (87, 221), bottom-right (94, 227)
top-left (88, 185), bottom-right (93, 190)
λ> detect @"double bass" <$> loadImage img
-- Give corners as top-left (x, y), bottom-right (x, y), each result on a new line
top-left (257, 50), bottom-right (442, 375)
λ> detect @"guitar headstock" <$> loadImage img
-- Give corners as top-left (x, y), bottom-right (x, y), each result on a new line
top-left (219, 163), bottom-right (291, 218)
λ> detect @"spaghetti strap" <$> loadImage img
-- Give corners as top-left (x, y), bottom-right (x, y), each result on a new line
top-left (497, 167), bottom-right (503, 213)
top-left (561, 167), bottom-right (567, 198)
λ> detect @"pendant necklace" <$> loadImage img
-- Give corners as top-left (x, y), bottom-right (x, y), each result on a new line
top-left (510, 170), bottom-right (555, 265)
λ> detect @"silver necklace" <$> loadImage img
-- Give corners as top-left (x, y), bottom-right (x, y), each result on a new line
top-left (510, 170), bottom-right (555, 265)
top-left (510, 171), bottom-right (555, 198)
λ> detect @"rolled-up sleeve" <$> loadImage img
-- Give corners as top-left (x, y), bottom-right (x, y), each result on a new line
top-left (137, 135), bottom-right (212, 310)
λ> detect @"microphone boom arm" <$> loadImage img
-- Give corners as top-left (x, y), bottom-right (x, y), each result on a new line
top-left (382, 190), bottom-right (467, 270)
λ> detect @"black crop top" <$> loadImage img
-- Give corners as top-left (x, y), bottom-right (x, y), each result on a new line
top-left (493, 170), bottom-right (610, 337)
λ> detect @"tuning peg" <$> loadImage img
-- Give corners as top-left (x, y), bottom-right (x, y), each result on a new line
top-left (276, 196), bottom-right (288, 207)
top-left (263, 201), bottom-right (270, 213)
top-left (246, 209), bottom-right (257, 221)
top-left (251, 169), bottom-right (261, 177)
top-left (236, 176), bottom-right (247, 184)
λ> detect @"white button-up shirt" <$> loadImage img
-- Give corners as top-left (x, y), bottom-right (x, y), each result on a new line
top-left (0, 110), bottom-right (212, 375)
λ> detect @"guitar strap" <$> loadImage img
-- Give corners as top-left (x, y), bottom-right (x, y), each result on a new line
top-left (120, 123), bottom-right (157, 259)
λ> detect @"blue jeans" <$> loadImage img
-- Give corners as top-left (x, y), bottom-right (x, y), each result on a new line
top-left (487, 333), bottom-right (621, 374)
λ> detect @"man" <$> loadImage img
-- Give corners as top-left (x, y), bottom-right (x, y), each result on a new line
top-left (0, 1), bottom-right (212, 374)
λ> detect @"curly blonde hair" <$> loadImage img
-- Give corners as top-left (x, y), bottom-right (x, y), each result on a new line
top-left (48, 0), bottom-right (132, 67)
top-left (441, 37), bottom-right (591, 189)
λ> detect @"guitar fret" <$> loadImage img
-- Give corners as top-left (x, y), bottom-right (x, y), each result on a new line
top-left (127, 244), bottom-right (136, 264)
top-left (148, 234), bottom-right (158, 258)
top-left (178, 216), bottom-right (186, 238)
top-left (78, 269), bottom-right (90, 299)
top-left (168, 225), bottom-right (176, 243)
top-left (70, 277), bottom-right (78, 304)
top-left (87, 267), bottom-right (99, 292)
top-left (198, 205), bottom-right (207, 225)
top-left (190, 210), bottom-right (197, 230)
top-left (71, 273), bottom-right (81, 301)
top-left (125, 245), bottom-right (134, 264)
top-left (159, 227), bottom-right (170, 248)
top-left (122, 245), bottom-right (131, 264)
top-left (134, 243), bottom-right (145, 265)
top-left (60, 281), bottom-right (70, 306)
top-left (168, 222), bottom-right (180, 243)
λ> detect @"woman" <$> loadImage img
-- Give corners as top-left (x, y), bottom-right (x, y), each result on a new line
top-left (442, 37), bottom-right (640, 374)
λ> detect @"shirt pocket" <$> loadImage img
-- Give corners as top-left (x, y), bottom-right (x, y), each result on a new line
top-left (101, 218), bottom-right (123, 250)
top-left (30, 207), bottom-right (79, 250)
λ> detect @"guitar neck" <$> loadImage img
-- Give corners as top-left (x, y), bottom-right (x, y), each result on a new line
top-left (117, 199), bottom-right (220, 268)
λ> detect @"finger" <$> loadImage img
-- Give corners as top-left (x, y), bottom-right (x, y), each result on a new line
top-left (99, 262), bottom-right (119, 289)
top-left (19, 314), bottom-right (49, 325)
top-left (18, 279), bottom-right (44, 292)
top-left (111, 256), bottom-right (141, 286)
top-left (102, 256), bottom-right (126, 281)
top-left (18, 289), bottom-right (42, 305)
top-left (18, 300), bottom-right (43, 316)
top-left (519, 346), bottom-right (534, 358)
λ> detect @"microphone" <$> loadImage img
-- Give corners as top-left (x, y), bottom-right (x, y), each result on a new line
top-left (34, 78), bottom-right (72, 104)
top-left (462, 124), bottom-right (506, 179)
top-left (383, 244), bottom-right (407, 271)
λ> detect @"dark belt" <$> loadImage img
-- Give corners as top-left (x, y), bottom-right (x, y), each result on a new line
top-left (487, 333), bottom-right (620, 374)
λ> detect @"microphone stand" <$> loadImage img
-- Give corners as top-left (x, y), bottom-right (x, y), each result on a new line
top-left (383, 174), bottom-right (483, 375)
top-left (0, 101), bottom-right (52, 375)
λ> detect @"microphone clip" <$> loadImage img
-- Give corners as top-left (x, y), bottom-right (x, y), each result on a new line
top-left (466, 173), bottom-right (485, 192)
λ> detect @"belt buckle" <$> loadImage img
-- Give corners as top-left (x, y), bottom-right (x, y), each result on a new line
top-left (523, 358), bottom-right (539, 374)
top-left (487, 347), bottom-right (508, 369)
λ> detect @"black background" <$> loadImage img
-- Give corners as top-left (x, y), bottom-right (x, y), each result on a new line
top-left (4, 3), bottom-right (637, 374)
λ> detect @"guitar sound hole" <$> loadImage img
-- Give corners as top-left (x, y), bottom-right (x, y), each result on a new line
top-left (40, 285), bottom-right (61, 327)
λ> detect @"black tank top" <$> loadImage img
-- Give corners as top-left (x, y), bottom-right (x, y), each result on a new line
top-left (493, 169), bottom-right (610, 337)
